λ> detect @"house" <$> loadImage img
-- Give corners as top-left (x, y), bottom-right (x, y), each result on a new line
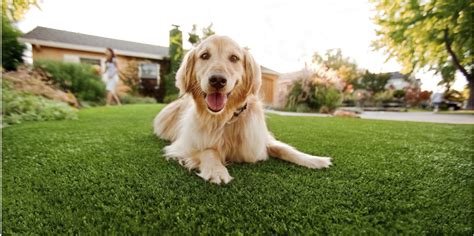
top-left (20, 27), bottom-right (169, 100)
top-left (20, 26), bottom-right (280, 105)
top-left (260, 66), bottom-right (279, 105)
top-left (385, 72), bottom-right (420, 90)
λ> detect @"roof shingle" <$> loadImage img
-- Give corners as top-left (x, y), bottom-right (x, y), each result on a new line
top-left (21, 26), bottom-right (168, 57)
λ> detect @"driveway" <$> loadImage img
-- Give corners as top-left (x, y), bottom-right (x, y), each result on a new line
top-left (265, 110), bottom-right (474, 124)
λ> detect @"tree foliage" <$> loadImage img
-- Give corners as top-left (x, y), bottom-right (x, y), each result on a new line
top-left (2, 0), bottom-right (40, 21)
top-left (358, 71), bottom-right (392, 93)
top-left (371, 0), bottom-right (474, 108)
top-left (312, 49), bottom-right (360, 88)
top-left (164, 25), bottom-right (184, 97)
top-left (2, 15), bottom-right (26, 71)
top-left (188, 23), bottom-right (216, 46)
top-left (120, 59), bottom-right (141, 95)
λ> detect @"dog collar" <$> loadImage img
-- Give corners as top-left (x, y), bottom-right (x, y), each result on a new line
top-left (226, 103), bottom-right (247, 125)
top-left (233, 103), bottom-right (247, 117)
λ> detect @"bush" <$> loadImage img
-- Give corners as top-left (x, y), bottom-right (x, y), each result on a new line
top-left (374, 90), bottom-right (395, 105)
top-left (34, 60), bottom-right (105, 102)
top-left (393, 90), bottom-right (406, 99)
top-left (2, 81), bottom-right (77, 125)
top-left (286, 80), bottom-right (342, 113)
top-left (163, 93), bottom-right (179, 103)
top-left (295, 103), bottom-right (311, 112)
top-left (310, 83), bottom-right (342, 113)
top-left (2, 15), bottom-right (26, 71)
top-left (120, 94), bottom-right (156, 104)
top-left (120, 60), bottom-right (141, 95)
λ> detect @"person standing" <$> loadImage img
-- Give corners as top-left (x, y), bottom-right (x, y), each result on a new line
top-left (104, 48), bottom-right (121, 106)
top-left (431, 91), bottom-right (443, 112)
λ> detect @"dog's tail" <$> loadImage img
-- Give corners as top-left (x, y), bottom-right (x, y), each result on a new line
top-left (266, 139), bottom-right (332, 169)
top-left (153, 100), bottom-right (182, 141)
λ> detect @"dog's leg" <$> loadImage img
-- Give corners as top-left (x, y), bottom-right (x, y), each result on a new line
top-left (196, 149), bottom-right (233, 184)
top-left (267, 139), bottom-right (332, 169)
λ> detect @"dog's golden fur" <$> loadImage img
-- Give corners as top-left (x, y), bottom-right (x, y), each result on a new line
top-left (154, 35), bottom-right (331, 184)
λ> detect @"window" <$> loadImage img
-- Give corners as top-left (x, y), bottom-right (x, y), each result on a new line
top-left (63, 55), bottom-right (80, 63)
top-left (80, 57), bottom-right (101, 66)
top-left (139, 63), bottom-right (160, 80)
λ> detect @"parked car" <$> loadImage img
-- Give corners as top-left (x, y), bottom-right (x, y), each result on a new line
top-left (440, 100), bottom-right (462, 110)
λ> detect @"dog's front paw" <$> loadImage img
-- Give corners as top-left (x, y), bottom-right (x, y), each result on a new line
top-left (303, 155), bottom-right (332, 169)
top-left (197, 163), bottom-right (233, 185)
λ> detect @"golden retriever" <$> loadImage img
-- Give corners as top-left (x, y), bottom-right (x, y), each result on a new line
top-left (153, 35), bottom-right (331, 184)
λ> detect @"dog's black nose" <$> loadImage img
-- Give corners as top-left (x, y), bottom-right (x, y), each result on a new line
top-left (209, 75), bottom-right (227, 89)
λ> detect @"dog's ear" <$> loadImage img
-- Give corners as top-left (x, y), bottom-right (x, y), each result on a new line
top-left (175, 48), bottom-right (196, 95)
top-left (242, 49), bottom-right (261, 95)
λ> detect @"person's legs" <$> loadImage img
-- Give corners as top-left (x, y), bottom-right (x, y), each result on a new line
top-left (112, 92), bottom-right (121, 106)
top-left (106, 91), bottom-right (113, 106)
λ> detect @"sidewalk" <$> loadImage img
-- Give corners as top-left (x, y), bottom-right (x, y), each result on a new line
top-left (265, 110), bottom-right (474, 124)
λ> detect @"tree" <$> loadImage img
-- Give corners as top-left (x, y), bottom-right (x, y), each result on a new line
top-left (188, 25), bottom-right (200, 46)
top-left (164, 25), bottom-right (184, 98)
top-left (371, 0), bottom-right (474, 109)
top-left (2, 0), bottom-right (40, 21)
top-left (2, 0), bottom-right (40, 71)
top-left (187, 23), bottom-right (216, 46)
top-left (312, 49), bottom-right (361, 90)
top-left (2, 15), bottom-right (26, 71)
top-left (201, 23), bottom-right (215, 39)
top-left (358, 70), bottom-right (391, 93)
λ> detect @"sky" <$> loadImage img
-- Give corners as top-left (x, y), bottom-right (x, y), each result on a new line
top-left (17, 0), bottom-right (467, 91)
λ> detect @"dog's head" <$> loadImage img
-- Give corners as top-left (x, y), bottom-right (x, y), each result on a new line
top-left (176, 35), bottom-right (261, 114)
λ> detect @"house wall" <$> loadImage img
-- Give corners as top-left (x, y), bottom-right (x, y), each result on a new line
top-left (31, 45), bottom-right (168, 101)
top-left (260, 73), bottom-right (278, 106)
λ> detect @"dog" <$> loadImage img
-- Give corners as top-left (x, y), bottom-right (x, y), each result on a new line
top-left (153, 35), bottom-right (331, 184)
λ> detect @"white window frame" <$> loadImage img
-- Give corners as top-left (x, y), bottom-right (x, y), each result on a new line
top-left (64, 54), bottom-right (105, 71)
top-left (139, 62), bottom-right (160, 82)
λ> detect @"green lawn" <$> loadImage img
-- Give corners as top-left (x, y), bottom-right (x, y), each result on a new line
top-left (3, 104), bottom-right (473, 234)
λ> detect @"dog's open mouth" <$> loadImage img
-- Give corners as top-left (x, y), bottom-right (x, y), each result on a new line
top-left (205, 92), bottom-right (228, 113)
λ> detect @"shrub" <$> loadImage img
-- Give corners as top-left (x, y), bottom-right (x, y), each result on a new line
top-left (295, 103), bottom-right (311, 113)
top-left (120, 94), bottom-right (156, 104)
top-left (310, 83), bottom-right (342, 113)
top-left (120, 60), bottom-right (141, 95)
top-left (342, 92), bottom-right (357, 107)
top-left (2, 81), bottom-right (77, 125)
top-left (374, 90), bottom-right (395, 106)
top-left (34, 60), bottom-right (105, 102)
top-left (286, 80), bottom-right (342, 113)
top-left (2, 15), bottom-right (26, 71)
top-left (393, 89), bottom-right (406, 99)
top-left (163, 93), bottom-right (180, 103)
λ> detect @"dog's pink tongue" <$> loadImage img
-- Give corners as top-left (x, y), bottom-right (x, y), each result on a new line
top-left (206, 92), bottom-right (227, 111)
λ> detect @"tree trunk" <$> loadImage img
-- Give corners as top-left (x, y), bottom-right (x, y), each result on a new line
top-left (467, 80), bottom-right (474, 110)
top-left (443, 29), bottom-right (473, 110)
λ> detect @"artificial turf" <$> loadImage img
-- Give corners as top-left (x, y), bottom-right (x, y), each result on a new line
top-left (2, 104), bottom-right (473, 234)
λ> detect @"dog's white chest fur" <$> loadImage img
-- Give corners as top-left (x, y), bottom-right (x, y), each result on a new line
top-left (164, 101), bottom-right (269, 166)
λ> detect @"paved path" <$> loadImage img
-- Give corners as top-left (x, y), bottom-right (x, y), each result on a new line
top-left (265, 110), bottom-right (474, 124)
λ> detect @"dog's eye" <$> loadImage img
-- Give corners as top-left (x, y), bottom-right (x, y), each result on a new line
top-left (229, 55), bottom-right (239, 63)
top-left (200, 53), bottom-right (210, 60)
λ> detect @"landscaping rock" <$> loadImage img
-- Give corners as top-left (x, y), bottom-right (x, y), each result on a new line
top-left (333, 110), bottom-right (360, 118)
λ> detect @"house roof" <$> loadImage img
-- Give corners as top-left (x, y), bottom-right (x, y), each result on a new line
top-left (20, 27), bottom-right (280, 73)
top-left (261, 66), bottom-right (280, 75)
top-left (389, 71), bottom-right (406, 80)
top-left (20, 27), bottom-right (169, 60)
